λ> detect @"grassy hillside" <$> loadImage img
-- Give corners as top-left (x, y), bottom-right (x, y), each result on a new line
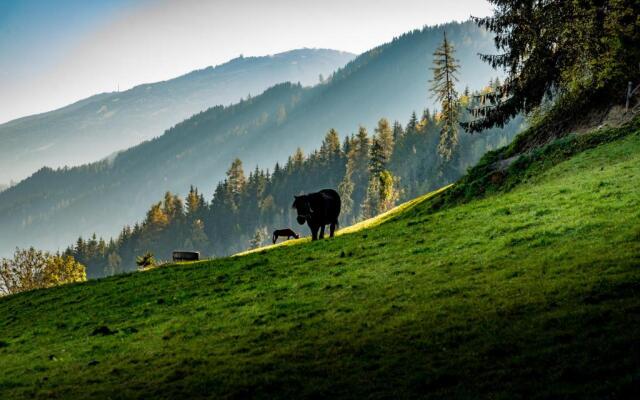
top-left (1, 123), bottom-right (639, 399)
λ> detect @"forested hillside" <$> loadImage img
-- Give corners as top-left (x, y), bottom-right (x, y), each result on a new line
top-left (70, 83), bottom-right (522, 277)
top-left (0, 21), bottom-right (502, 257)
top-left (0, 49), bottom-right (354, 184)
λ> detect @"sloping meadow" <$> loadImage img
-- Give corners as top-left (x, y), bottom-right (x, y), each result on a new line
top-left (1, 124), bottom-right (639, 398)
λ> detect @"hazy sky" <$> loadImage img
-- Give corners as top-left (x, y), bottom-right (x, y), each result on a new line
top-left (0, 0), bottom-right (492, 123)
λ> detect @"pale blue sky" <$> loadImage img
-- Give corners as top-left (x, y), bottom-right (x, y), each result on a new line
top-left (0, 0), bottom-right (492, 123)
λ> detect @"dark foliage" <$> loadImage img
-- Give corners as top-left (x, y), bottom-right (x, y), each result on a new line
top-left (466, 0), bottom-right (640, 134)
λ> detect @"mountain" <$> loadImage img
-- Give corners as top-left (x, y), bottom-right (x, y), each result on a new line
top-left (0, 49), bottom-right (355, 184)
top-left (2, 120), bottom-right (639, 398)
top-left (0, 21), bottom-right (502, 256)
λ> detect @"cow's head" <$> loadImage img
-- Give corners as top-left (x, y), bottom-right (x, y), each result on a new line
top-left (292, 195), bottom-right (312, 225)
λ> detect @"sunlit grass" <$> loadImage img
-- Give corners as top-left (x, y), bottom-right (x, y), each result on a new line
top-left (235, 184), bottom-right (454, 256)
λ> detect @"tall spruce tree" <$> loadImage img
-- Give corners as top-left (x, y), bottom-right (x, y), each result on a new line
top-left (338, 169), bottom-right (354, 222)
top-left (369, 139), bottom-right (386, 178)
top-left (374, 118), bottom-right (394, 162)
top-left (430, 32), bottom-right (461, 161)
top-left (225, 158), bottom-right (246, 212)
top-left (407, 112), bottom-right (419, 134)
top-left (350, 126), bottom-right (371, 217)
top-left (378, 170), bottom-right (400, 213)
top-left (186, 186), bottom-right (204, 218)
top-left (468, 0), bottom-right (640, 133)
top-left (226, 159), bottom-right (246, 197)
top-left (362, 123), bottom-right (400, 219)
top-left (392, 121), bottom-right (404, 142)
top-left (320, 129), bottom-right (341, 163)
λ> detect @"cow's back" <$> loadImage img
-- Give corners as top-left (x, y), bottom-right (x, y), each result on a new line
top-left (318, 189), bottom-right (341, 220)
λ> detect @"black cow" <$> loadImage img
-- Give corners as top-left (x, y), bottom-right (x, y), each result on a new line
top-left (292, 189), bottom-right (341, 241)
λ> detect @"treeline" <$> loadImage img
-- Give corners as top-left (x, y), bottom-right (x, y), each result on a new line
top-left (67, 81), bottom-right (522, 277)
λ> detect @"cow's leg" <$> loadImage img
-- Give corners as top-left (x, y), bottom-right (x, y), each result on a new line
top-left (319, 225), bottom-right (325, 239)
top-left (329, 222), bottom-right (336, 238)
top-left (310, 224), bottom-right (319, 241)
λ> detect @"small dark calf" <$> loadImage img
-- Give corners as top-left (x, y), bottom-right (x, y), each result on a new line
top-left (273, 229), bottom-right (300, 244)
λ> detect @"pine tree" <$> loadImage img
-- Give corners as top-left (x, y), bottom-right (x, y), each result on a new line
top-left (320, 129), bottom-right (341, 164)
top-left (338, 170), bottom-right (354, 221)
top-left (362, 138), bottom-right (384, 219)
top-left (209, 180), bottom-right (232, 247)
top-left (226, 158), bottom-right (246, 196)
top-left (363, 127), bottom-right (401, 219)
top-left (407, 111), bottom-right (419, 133)
top-left (360, 177), bottom-right (380, 220)
top-left (369, 139), bottom-right (386, 178)
top-left (430, 32), bottom-right (461, 161)
top-left (75, 237), bottom-right (85, 258)
top-left (348, 126), bottom-right (371, 217)
top-left (421, 109), bottom-right (432, 124)
top-left (162, 192), bottom-right (184, 222)
top-left (374, 118), bottom-right (394, 162)
top-left (361, 170), bottom-right (400, 219)
top-left (146, 202), bottom-right (169, 228)
top-left (355, 126), bottom-right (370, 163)
top-left (392, 121), bottom-right (404, 142)
top-left (292, 148), bottom-right (305, 169)
top-left (338, 131), bottom-right (364, 222)
top-left (468, 0), bottom-right (640, 132)
top-left (378, 170), bottom-right (400, 213)
top-left (186, 186), bottom-right (203, 218)
top-left (225, 159), bottom-right (246, 212)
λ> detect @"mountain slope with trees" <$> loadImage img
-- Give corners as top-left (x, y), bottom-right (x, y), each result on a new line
top-left (68, 86), bottom-right (522, 277)
top-left (0, 21), bottom-right (502, 257)
top-left (0, 49), bottom-right (355, 184)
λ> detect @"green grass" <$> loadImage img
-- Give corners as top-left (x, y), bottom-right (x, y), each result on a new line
top-left (1, 126), bottom-right (640, 399)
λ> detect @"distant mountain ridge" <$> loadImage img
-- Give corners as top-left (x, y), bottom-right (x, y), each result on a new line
top-left (0, 21), bottom-right (503, 256)
top-left (0, 48), bottom-right (355, 184)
